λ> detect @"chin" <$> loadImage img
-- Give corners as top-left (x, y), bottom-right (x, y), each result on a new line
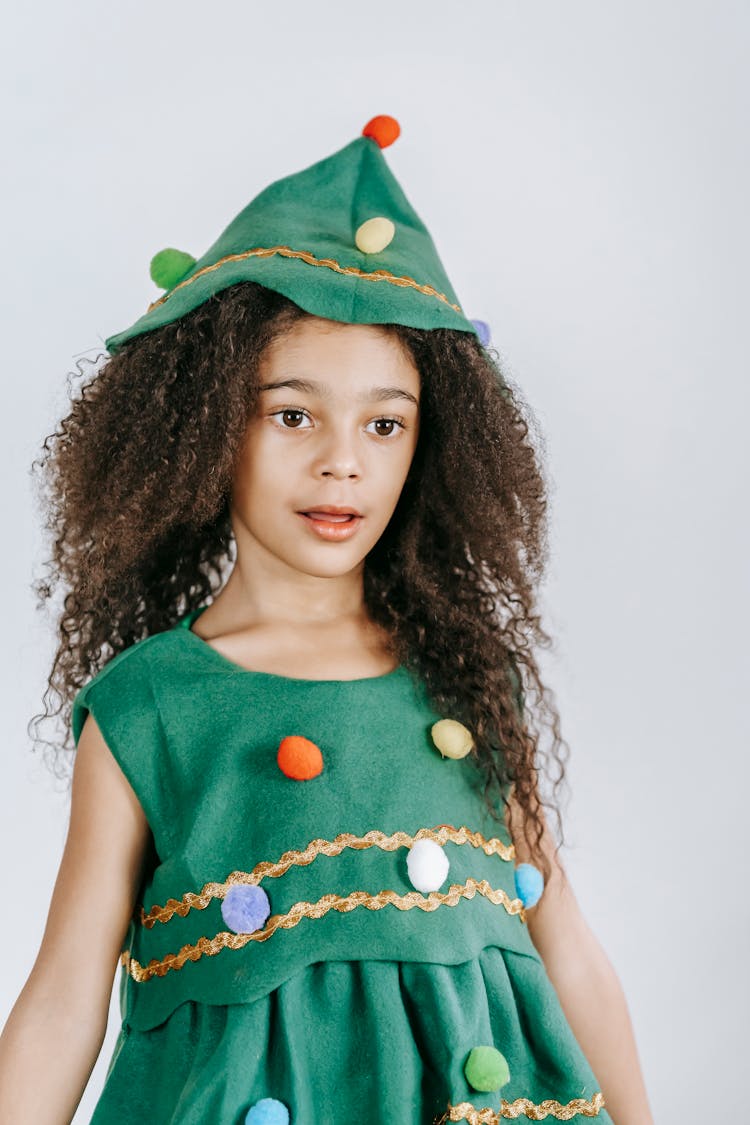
top-left (292, 541), bottom-right (371, 576)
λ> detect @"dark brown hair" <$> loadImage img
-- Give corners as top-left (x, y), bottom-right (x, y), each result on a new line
top-left (30, 280), bottom-right (572, 885)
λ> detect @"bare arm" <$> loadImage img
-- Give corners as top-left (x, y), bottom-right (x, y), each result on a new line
top-left (0, 714), bottom-right (151, 1124)
top-left (506, 795), bottom-right (654, 1125)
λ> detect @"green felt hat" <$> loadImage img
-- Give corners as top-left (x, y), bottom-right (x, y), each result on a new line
top-left (105, 115), bottom-right (489, 355)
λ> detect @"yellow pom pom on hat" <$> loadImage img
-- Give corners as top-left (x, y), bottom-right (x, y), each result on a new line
top-left (104, 114), bottom-right (481, 355)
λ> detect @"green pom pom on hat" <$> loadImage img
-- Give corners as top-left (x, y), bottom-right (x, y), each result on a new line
top-left (105, 114), bottom-right (481, 355)
top-left (149, 248), bottom-right (197, 291)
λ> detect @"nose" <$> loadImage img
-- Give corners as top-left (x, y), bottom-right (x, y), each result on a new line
top-left (320, 459), bottom-right (360, 480)
top-left (313, 425), bottom-right (363, 479)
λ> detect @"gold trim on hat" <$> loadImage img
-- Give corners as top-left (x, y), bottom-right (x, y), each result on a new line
top-left (120, 874), bottom-right (525, 983)
top-left (144, 244), bottom-right (464, 315)
top-left (139, 825), bottom-right (516, 928)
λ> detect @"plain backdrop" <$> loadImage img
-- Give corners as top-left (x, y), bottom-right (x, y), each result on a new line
top-left (3, 2), bottom-right (748, 1121)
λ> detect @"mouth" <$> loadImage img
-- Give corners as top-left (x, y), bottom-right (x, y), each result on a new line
top-left (296, 509), bottom-right (364, 540)
top-left (297, 508), bottom-right (362, 522)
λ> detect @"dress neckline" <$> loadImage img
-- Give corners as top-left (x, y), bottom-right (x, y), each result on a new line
top-left (174, 606), bottom-right (407, 686)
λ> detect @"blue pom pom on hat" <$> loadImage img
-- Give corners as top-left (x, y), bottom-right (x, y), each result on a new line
top-left (470, 318), bottom-right (491, 346)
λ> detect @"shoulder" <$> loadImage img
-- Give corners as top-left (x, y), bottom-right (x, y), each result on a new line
top-left (71, 629), bottom-right (183, 856)
top-left (71, 630), bottom-right (179, 745)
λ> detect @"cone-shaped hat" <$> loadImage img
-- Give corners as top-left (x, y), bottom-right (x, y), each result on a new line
top-left (105, 115), bottom-right (482, 355)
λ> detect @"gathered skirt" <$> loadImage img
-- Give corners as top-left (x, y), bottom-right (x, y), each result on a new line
top-left (89, 947), bottom-right (613, 1124)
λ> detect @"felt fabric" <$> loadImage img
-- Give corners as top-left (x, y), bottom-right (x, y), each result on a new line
top-left (72, 608), bottom-right (613, 1122)
top-left (103, 117), bottom-right (480, 355)
top-left (88, 953), bottom-right (613, 1125)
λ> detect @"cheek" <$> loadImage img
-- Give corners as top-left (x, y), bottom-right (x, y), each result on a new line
top-left (390, 435), bottom-right (419, 485)
top-left (370, 455), bottom-right (415, 517)
top-left (230, 439), bottom-right (264, 510)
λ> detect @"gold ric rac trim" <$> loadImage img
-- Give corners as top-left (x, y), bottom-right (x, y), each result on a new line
top-left (144, 244), bottom-right (464, 315)
top-left (139, 824), bottom-right (516, 928)
top-left (433, 1090), bottom-right (607, 1122)
top-left (121, 876), bottom-right (523, 983)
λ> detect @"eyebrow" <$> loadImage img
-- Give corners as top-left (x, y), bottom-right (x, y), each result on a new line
top-left (258, 377), bottom-right (419, 408)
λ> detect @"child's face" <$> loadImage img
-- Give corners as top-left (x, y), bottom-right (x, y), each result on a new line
top-left (230, 315), bottom-right (421, 580)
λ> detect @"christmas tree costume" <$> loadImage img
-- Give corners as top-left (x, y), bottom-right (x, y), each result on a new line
top-left (72, 610), bottom-right (611, 1123)
top-left (74, 115), bottom-right (612, 1121)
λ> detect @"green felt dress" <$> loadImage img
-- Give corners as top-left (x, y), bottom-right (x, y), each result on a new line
top-left (71, 607), bottom-right (612, 1124)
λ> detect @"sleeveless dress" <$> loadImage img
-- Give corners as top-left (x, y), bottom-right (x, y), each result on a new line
top-left (71, 607), bottom-right (612, 1124)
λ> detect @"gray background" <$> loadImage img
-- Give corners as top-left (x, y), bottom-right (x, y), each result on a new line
top-left (2, 1), bottom-right (748, 1121)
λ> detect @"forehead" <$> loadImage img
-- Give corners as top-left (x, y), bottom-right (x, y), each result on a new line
top-left (259, 318), bottom-right (420, 404)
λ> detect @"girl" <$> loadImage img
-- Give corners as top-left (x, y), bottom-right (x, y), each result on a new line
top-left (0, 115), bottom-right (653, 1124)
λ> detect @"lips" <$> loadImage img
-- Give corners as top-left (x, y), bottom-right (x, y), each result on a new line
top-left (298, 506), bottom-right (362, 519)
top-left (297, 510), bottom-right (363, 540)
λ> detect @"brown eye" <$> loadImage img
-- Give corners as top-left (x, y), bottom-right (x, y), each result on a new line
top-left (269, 409), bottom-right (311, 430)
top-left (366, 417), bottom-right (406, 439)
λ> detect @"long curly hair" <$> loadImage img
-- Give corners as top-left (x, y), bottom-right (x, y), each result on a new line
top-left (29, 279), bottom-right (572, 886)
